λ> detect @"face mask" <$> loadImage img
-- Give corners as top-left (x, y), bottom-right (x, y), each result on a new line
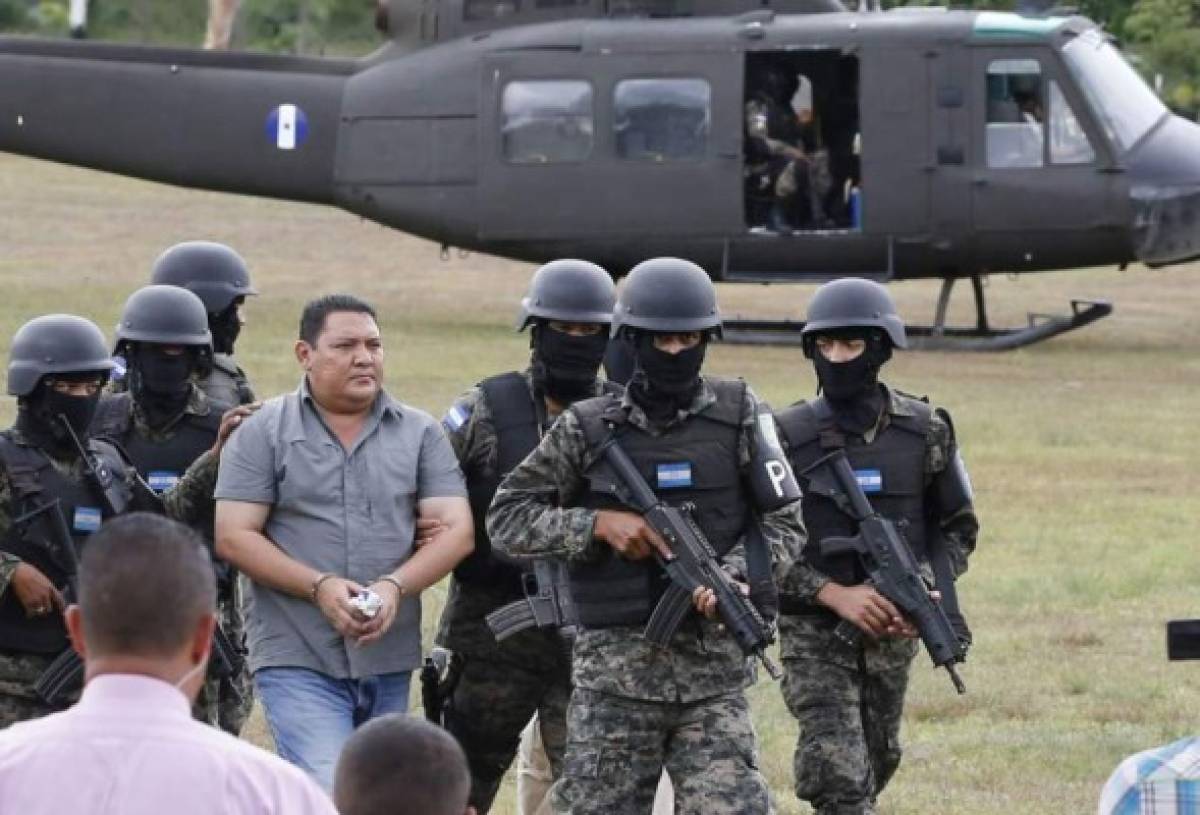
top-left (133, 347), bottom-right (194, 400)
top-left (41, 389), bottom-right (102, 442)
top-left (635, 336), bottom-right (706, 398)
top-left (813, 352), bottom-right (877, 402)
top-left (628, 334), bottom-right (706, 423)
top-left (533, 326), bottom-right (608, 404)
top-left (209, 303), bottom-right (242, 355)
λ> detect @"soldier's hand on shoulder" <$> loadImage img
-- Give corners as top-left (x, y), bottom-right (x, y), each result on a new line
top-left (212, 402), bottom-right (263, 456)
top-left (593, 510), bottom-right (671, 561)
top-left (11, 563), bottom-right (63, 619)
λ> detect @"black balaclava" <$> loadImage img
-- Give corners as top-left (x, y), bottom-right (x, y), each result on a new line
top-left (628, 332), bottom-right (707, 424)
top-left (811, 328), bottom-right (891, 435)
top-left (209, 300), bottom-right (242, 356)
top-left (531, 323), bottom-right (609, 405)
top-left (130, 344), bottom-right (196, 429)
top-left (17, 377), bottom-right (104, 457)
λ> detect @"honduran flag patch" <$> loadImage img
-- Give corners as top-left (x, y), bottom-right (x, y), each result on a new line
top-left (854, 469), bottom-right (883, 494)
top-left (656, 462), bottom-right (693, 489)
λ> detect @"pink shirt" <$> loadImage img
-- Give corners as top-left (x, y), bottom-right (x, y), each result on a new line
top-left (0, 674), bottom-right (337, 815)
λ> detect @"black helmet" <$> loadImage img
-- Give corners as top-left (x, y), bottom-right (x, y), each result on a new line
top-left (150, 241), bottom-right (257, 314)
top-left (7, 315), bottom-right (115, 396)
top-left (801, 278), bottom-right (907, 353)
top-left (114, 285), bottom-right (213, 352)
top-left (517, 259), bottom-right (616, 331)
top-left (612, 257), bottom-right (722, 339)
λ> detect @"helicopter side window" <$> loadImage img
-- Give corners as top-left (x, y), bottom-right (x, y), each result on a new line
top-left (986, 59), bottom-right (1044, 169)
top-left (614, 78), bottom-right (710, 162)
top-left (1048, 80), bottom-right (1095, 165)
top-left (501, 80), bottom-right (594, 164)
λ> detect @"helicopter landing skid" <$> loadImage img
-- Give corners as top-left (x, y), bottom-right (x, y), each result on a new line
top-left (720, 277), bottom-right (1113, 351)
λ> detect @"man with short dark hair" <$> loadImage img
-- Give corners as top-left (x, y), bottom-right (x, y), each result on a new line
top-left (334, 713), bottom-right (477, 815)
top-left (216, 292), bottom-right (473, 791)
top-left (0, 513), bottom-right (335, 814)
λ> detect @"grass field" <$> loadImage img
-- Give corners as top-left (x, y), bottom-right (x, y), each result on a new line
top-left (2, 152), bottom-right (1198, 814)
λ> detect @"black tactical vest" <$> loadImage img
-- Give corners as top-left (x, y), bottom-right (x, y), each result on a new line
top-left (0, 433), bottom-right (131, 654)
top-left (457, 372), bottom-right (542, 591)
top-left (776, 394), bottom-right (931, 589)
top-left (568, 378), bottom-right (749, 629)
top-left (91, 393), bottom-right (221, 496)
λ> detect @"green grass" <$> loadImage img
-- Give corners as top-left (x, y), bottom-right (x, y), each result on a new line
top-left (2, 153), bottom-right (1198, 814)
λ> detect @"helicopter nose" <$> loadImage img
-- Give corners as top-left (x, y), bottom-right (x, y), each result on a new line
top-left (1126, 114), bottom-right (1200, 266)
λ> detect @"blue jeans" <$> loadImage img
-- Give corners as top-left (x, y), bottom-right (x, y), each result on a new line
top-left (254, 666), bottom-right (412, 792)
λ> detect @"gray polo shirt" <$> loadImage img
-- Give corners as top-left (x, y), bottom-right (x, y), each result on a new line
top-left (215, 378), bottom-right (467, 679)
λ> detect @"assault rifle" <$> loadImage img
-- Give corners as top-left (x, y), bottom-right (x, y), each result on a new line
top-left (799, 449), bottom-right (968, 694)
top-left (11, 499), bottom-right (85, 705)
top-left (601, 440), bottom-right (781, 680)
top-left (35, 416), bottom-right (246, 706)
top-left (485, 559), bottom-right (577, 642)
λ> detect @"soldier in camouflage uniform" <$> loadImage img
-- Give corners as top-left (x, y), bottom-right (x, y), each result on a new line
top-left (773, 278), bottom-right (979, 815)
top-left (91, 285), bottom-right (253, 734)
top-left (150, 241), bottom-right (258, 406)
top-left (434, 259), bottom-right (617, 813)
top-left (488, 258), bottom-right (805, 815)
top-left (147, 242), bottom-right (258, 731)
top-left (0, 314), bottom-right (226, 727)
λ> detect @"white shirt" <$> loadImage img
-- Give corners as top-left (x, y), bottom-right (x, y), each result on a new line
top-left (0, 673), bottom-right (337, 815)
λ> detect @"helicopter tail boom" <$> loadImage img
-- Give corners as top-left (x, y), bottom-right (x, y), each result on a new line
top-left (0, 37), bottom-right (350, 204)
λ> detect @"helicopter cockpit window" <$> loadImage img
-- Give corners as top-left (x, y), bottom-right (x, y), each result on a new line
top-left (614, 78), bottom-right (711, 162)
top-left (1048, 80), bottom-right (1095, 164)
top-left (1063, 30), bottom-right (1167, 153)
top-left (465, 0), bottom-right (520, 20)
top-left (986, 59), bottom-right (1045, 169)
top-left (501, 80), bottom-right (594, 164)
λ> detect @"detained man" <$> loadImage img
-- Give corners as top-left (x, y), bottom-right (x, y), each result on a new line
top-left (215, 294), bottom-right (473, 791)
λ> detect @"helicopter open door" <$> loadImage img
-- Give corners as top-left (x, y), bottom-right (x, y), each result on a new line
top-left (969, 46), bottom-right (1127, 271)
top-left (477, 49), bottom-right (742, 241)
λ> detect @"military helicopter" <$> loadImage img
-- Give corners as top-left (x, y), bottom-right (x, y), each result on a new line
top-left (1, 0), bottom-right (1199, 349)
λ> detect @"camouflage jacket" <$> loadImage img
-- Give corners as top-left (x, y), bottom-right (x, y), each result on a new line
top-left (488, 377), bottom-right (805, 703)
top-left (0, 427), bottom-right (219, 601)
top-left (197, 353), bottom-right (255, 407)
top-left (777, 385), bottom-right (979, 671)
top-left (436, 368), bottom-right (604, 655)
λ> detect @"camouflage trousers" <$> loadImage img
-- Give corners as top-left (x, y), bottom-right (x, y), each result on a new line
top-left (193, 587), bottom-right (253, 734)
top-left (780, 615), bottom-right (916, 815)
top-left (551, 688), bottom-right (772, 815)
top-left (0, 651), bottom-right (66, 730)
top-left (443, 638), bottom-right (572, 813)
